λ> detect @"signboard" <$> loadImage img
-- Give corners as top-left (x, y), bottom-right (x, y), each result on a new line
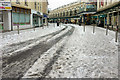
top-left (44, 15), bottom-right (47, 18)
top-left (0, 2), bottom-right (12, 10)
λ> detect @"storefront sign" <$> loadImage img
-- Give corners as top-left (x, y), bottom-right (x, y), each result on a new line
top-left (44, 15), bottom-right (47, 18)
top-left (0, 2), bottom-right (12, 10)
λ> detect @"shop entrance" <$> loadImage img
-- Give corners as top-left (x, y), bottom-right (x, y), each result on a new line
top-left (33, 14), bottom-right (39, 27)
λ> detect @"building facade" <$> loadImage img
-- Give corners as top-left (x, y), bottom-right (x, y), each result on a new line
top-left (48, 2), bottom-right (81, 24)
top-left (0, 0), bottom-right (48, 31)
top-left (41, 0), bottom-right (49, 26)
top-left (96, 0), bottom-right (120, 28)
top-left (48, 1), bottom-right (97, 25)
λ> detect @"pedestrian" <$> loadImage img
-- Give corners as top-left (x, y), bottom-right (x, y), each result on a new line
top-left (57, 21), bottom-right (59, 26)
top-left (93, 20), bottom-right (95, 24)
top-left (78, 19), bottom-right (81, 26)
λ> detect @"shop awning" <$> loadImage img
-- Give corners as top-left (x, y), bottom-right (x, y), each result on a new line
top-left (80, 12), bottom-right (96, 14)
top-left (91, 14), bottom-right (107, 18)
top-left (49, 15), bottom-right (80, 19)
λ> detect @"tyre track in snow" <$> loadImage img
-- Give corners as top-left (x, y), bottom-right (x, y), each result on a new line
top-left (3, 26), bottom-right (68, 57)
top-left (40, 25), bottom-right (75, 78)
top-left (2, 25), bottom-right (74, 79)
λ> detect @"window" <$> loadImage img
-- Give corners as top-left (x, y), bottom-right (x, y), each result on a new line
top-left (66, 11), bottom-right (68, 16)
top-left (40, 3), bottom-right (41, 11)
top-left (38, 3), bottom-right (39, 11)
top-left (70, 10), bottom-right (72, 16)
top-left (25, 0), bottom-right (28, 6)
top-left (16, 0), bottom-right (20, 4)
top-left (0, 11), bottom-right (3, 22)
top-left (60, 13), bottom-right (62, 16)
top-left (74, 9), bottom-right (77, 15)
top-left (63, 12), bottom-right (65, 16)
top-left (35, 2), bottom-right (37, 9)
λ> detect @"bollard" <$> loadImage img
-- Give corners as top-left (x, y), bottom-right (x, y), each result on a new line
top-left (115, 25), bottom-right (118, 42)
top-left (112, 25), bottom-right (113, 30)
top-left (17, 25), bottom-right (19, 34)
top-left (47, 23), bottom-right (48, 28)
top-left (34, 26), bottom-right (35, 31)
top-left (84, 24), bottom-right (85, 32)
top-left (93, 24), bottom-right (95, 33)
top-left (106, 24), bottom-right (109, 35)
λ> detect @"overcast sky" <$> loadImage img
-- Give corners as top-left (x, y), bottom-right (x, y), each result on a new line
top-left (48, 0), bottom-right (78, 10)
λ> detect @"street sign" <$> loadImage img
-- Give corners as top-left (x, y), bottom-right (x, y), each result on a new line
top-left (0, 2), bottom-right (12, 10)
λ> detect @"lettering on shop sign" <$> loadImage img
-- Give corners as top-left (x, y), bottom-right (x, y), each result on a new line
top-left (0, 2), bottom-right (12, 10)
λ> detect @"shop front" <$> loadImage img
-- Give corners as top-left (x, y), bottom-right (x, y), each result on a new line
top-left (12, 6), bottom-right (31, 30)
top-left (96, 2), bottom-right (120, 29)
top-left (31, 10), bottom-right (43, 27)
top-left (79, 2), bottom-right (97, 25)
top-left (43, 14), bottom-right (48, 26)
top-left (0, 1), bottom-right (12, 31)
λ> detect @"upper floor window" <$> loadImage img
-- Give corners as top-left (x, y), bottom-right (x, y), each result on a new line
top-left (60, 13), bottom-right (62, 16)
top-left (25, 0), bottom-right (28, 6)
top-left (63, 12), bottom-right (65, 16)
top-left (16, 0), bottom-right (20, 4)
top-left (38, 3), bottom-right (39, 11)
top-left (40, 3), bottom-right (41, 11)
top-left (66, 11), bottom-right (68, 16)
top-left (35, 2), bottom-right (37, 9)
top-left (70, 10), bottom-right (72, 16)
top-left (74, 9), bottom-right (77, 15)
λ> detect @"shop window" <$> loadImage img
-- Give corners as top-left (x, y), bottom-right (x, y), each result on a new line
top-left (12, 8), bottom-right (30, 25)
top-left (25, 14), bottom-right (30, 24)
top-left (0, 11), bottom-right (3, 22)
top-left (20, 13), bottom-right (25, 24)
top-left (12, 12), bottom-right (19, 24)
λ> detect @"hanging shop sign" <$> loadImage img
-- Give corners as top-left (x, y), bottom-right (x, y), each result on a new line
top-left (0, 2), bottom-right (12, 10)
top-left (44, 14), bottom-right (47, 18)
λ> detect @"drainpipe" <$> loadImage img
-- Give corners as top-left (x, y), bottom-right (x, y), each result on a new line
top-left (118, 11), bottom-right (120, 28)
top-left (104, 15), bottom-right (105, 28)
top-left (112, 12), bottom-right (114, 29)
top-left (107, 13), bottom-right (109, 26)
top-left (11, 9), bottom-right (13, 31)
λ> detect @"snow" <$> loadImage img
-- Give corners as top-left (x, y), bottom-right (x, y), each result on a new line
top-left (22, 24), bottom-right (118, 78)
top-left (2, 25), bottom-right (71, 58)
top-left (0, 24), bottom-right (65, 51)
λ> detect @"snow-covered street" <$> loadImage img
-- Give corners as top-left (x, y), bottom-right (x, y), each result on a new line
top-left (1, 24), bottom-right (118, 79)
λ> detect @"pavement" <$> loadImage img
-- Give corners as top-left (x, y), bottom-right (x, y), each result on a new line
top-left (1, 24), bottom-right (119, 79)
